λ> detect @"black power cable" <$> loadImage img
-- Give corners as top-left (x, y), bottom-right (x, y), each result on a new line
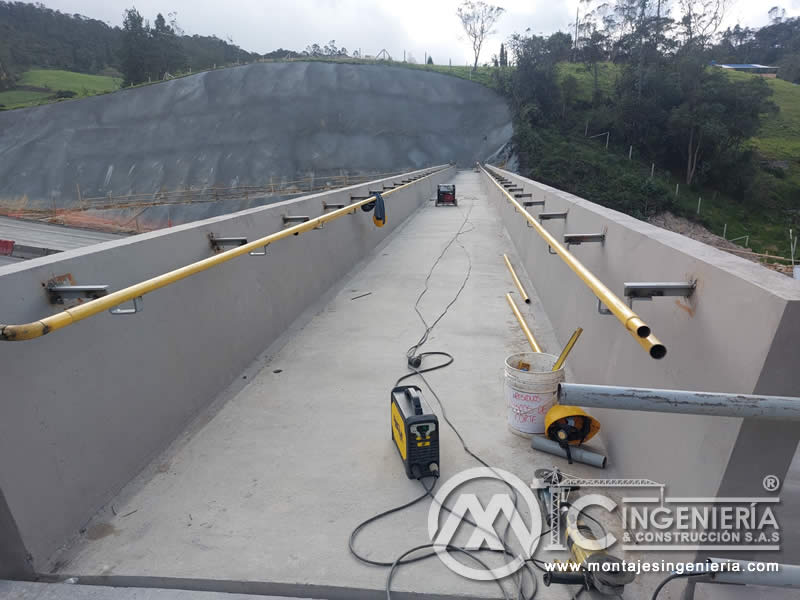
top-left (348, 197), bottom-right (543, 599)
top-left (405, 204), bottom-right (474, 367)
top-left (651, 572), bottom-right (707, 600)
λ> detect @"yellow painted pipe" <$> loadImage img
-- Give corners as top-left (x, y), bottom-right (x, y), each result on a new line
top-left (484, 165), bottom-right (665, 359)
top-left (503, 254), bottom-right (530, 304)
top-left (1, 167), bottom-right (449, 341)
top-left (505, 293), bottom-right (542, 353)
top-left (552, 327), bottom-right (583, 371)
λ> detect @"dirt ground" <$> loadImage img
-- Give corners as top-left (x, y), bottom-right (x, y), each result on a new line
top-left (649, 211), bottom-right (796, 276)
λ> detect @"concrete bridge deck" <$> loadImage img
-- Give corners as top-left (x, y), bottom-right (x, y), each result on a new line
top-left (45, 171), bottom-right (618, 599)
top-left (2, 168), bottom-right (798, 600)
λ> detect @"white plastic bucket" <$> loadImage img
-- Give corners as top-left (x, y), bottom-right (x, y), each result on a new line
top-left (504, 352), bottom-right (565, 437)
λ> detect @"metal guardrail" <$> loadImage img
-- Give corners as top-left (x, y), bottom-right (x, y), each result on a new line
top-left (0, 166), bottom-right (449, 341)
top-left (482, 164), bottom-right (666, 359)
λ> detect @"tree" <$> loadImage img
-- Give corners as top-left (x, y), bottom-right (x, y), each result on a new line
top-left (120, 8), bottom-right (149, 86)
top-left (499, 42), bottom-right (508, 66)
top-left (561, 74), bottom-right (579, 117)
top-left (668, 54), bottom-right (774, 185)
top-left (457, 1), bottom-right (505, 72)
top-left (324, 40), bottom-right (340, 56)
top-left (427, 55), bottom-right (434, 65)
top-left (678, 0), bottom-right (728, 48)
top-left (152, 12), bottom-right (185, 78)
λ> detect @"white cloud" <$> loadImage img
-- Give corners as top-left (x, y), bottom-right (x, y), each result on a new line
top-left (28, 0), bottom-right (797, 65)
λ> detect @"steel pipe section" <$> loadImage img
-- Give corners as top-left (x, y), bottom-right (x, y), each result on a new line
top-left (558, 383), bottom-right (800, 420)
top-left (706, 558), bottom-right (800, 588)
top-left (482, 165), bottom-right (666, 359)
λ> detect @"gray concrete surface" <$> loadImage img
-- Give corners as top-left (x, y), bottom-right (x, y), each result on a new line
top-left (0, 217), bottom-right (122, 255)
top-left (0, 166), bottom-right (452, 572)
top-left (482, 166), bottom-right (800, 566)
top-left (42, 171), bottom-right (685, 600)
top-left (0, 62), bottom-right (511, 210)
top-left (0, 581), bottom-right (317, 600)
top-left (0, 254), bottom-right (22, 265)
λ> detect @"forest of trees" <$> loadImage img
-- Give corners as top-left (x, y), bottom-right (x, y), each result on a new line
top-left (489, 1), bottom-right (796, 220)
top-left (0, 1), bottom-right (258, 89)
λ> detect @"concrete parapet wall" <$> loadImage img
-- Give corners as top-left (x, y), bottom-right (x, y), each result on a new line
top-left (483, 166), bottom-right (800, 559)
top-left (0, 166), bottom-right (454, 572)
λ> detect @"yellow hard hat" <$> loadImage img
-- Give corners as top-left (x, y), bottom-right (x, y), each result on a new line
top-left (545, 404), bottom-right (601, 446)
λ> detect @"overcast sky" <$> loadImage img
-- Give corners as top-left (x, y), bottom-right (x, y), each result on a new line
top-left (29, 0), bottom-right (800, 66)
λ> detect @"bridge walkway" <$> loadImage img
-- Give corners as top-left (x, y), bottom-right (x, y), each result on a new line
top-left (49, 170), bottom-right (641, 599)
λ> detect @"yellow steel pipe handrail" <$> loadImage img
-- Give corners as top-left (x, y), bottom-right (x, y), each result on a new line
top-left (483, 165), bottom-right (666, 359)
top-left (505, 293), bottom-right (542, 353)
top-left (1, 166), bottom-right (449, 341)
top-left (503, 254), bottom-right (530, 304)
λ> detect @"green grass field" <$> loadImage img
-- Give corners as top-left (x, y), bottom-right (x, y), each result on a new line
top-left (0, 88), bottom-right (52, 107)
top-left (0, 69), bottom-right (121, 109)
top-left (19, 69), bottom-right (121, 94)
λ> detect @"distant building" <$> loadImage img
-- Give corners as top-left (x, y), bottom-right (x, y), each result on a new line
top-left (711, 61), bottom-right (779, 78)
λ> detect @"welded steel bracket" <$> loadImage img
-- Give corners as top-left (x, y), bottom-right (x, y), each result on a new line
top-left (624, 281), bottom-right (696, 308)
top-left (47, 285), bottom-right (109, 305)
top-left (209, 235), bottom-right (247, 252)
top-left (523, 200), bottom-right (545, 207)
top-left (109, 296), bottom-right (143, 315)
top-left (597, 299), bottom-right (613, 315)
top-left (283, 214), bottom-right (321, 234)
top-left (515, 193), bottom-right (533, 198)
top-left (564, 229), bottom-right (607, 249)
top-left (539, 211), bottom-right (568, 221)
top-left (283, 215), bottom-right (312, 225)
top-left (209, 235), bottom-right (267, 256)
top-left (322, 201), bottom-right (346, 210)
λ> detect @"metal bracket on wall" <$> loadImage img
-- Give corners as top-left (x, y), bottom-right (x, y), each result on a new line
top-left (564, 229), bottom-right (607, 249)
top-left (283, 215), bottom-right (320, 234)
top-left (209, 235), bottom-right (268, 256)
top-left (597, 298), bottom-right (613, 315)
top-left (109, 296), bottom-right (143, 315)
top-left (209, 235), bottom-right (247, 252)
top-left (515, 193), bottom-right (532, 198)
top-left (322, 200), bottom-right (346, 210)
top-left (508, 187), bottom-right (524, 193)
top-left (624, 281), bottom-right (696, 308)
top-left (47, 285), bottom-right (109, 305)
top-left (524, 200), bottom-right (545, 207)
top-left (539, 211), bottom-right (568, 221)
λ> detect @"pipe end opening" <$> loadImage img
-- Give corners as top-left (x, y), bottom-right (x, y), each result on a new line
top-left (637, 325), bottom-right (651, 338)
top-left (650, 344), bottom-right (667, 360)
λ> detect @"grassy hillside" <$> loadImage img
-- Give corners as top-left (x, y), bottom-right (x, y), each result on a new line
top-left (19, 69), bottom-right (121, 94)
top-left (431, 59), bottom-right (797, 257)
top-left (0, 69), bottom-right (121, 109)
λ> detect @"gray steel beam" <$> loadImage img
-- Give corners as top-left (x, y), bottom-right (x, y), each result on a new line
top-left (558, 383), bottom-right (800, 420)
